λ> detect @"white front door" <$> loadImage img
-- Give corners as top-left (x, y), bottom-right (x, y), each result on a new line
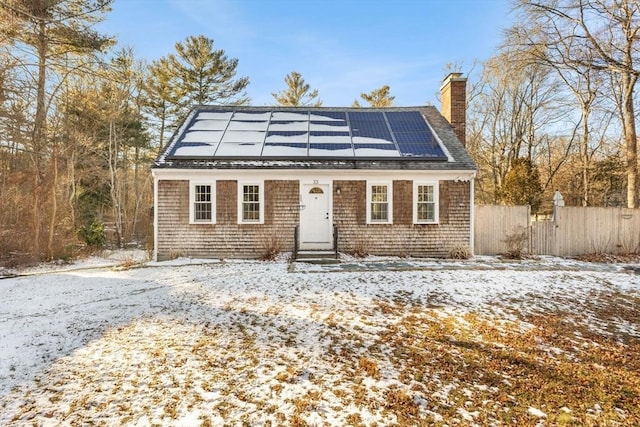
top-left (299, 183), bottom-right (332, 250)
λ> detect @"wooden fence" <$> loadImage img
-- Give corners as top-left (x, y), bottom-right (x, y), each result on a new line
top-left (475, 205), bottom-right (640, 256)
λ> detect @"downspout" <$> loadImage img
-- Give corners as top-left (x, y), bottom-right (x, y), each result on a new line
top-left (153, 170), bottom-right (159, 261)
top-left (470, 176), bottom-right (475, 256)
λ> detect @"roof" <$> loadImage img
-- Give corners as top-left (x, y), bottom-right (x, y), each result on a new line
top-left (154, 106), bottom-right (477, 171)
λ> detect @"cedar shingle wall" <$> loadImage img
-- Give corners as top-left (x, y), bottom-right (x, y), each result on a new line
top-left (333, 180), bottom-right (471, 257)
top-left (157, 180), bottom-right (299, 260)
top-left (157, 179), bottom-right (471, 260)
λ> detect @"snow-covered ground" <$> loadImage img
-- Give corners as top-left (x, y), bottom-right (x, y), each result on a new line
top-left (0, 254), bottom-right (638, 426)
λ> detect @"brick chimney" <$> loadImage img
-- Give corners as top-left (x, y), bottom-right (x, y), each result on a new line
top-left (440, 72), bottom-right (467, 146)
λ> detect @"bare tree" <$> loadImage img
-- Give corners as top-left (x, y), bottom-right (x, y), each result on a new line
top-left (515, 0), bottom-right (640, 207)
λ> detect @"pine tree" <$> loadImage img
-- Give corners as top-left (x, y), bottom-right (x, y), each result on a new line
top-left (499, 157), bottom-right (543, 213)
top-left (272, 71), bottom-right (322, 106)
top-left (168, 35), bottom-right (249, 111)
top-left (142, 57), bottom-right (179, 153)
top-left (359, 85), bottom-right (394, 107)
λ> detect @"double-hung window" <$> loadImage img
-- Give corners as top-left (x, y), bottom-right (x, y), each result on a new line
top-left (413, 182), bottom-right (439, 224)
top-left (366, 182), bottom-right (393, 224)
top-left (190, 182), bottom-right (215, 224)
top-left (238, 182), bottom-right (264, 224)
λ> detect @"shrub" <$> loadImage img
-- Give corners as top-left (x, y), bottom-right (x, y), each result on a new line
top-left (503, 226), bottom-right (529, 259)
top-left (77, 220), bottom-right (106, 248)
top-left (260, 232), bottom-right (283, 261)
top-left (352, 238), bottom-right (369, 258)
top-left (448, 244), bottom-right (471, 259)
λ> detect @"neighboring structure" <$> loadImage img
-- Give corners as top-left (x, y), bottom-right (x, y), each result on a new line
top-left (152, 73), bottom-right (476, 260)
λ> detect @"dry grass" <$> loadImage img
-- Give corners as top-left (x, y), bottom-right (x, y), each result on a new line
top-left (2, 264), bottom-right (638, 426)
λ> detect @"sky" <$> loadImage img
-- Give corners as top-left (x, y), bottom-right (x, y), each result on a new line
top-left (97, 0), bottom-right (512, 107)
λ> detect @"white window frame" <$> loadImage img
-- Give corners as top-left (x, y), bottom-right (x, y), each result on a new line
top-left (189, 181), bottom-right (216, 224)
top-left (238, 181), bottom-right (265, 224)
top-left (413, 181), bottom-right (439, 224)
top-left (366, 181), bottom-right (393, 224)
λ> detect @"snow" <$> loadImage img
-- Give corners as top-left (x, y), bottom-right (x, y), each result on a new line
top-left (0, 254), bottom-right (638, 425)
top-left (189, 120), bottom-right (229, 131)
top-left (271, 111), bottom-right (309, 121)
top-left (215, 141), bottom-right (264, 156)
top-left (220, 130), bottom-right (266, 144)
top-left (180, 130), bottom-right (223, 143)
top-left (309, 123), bottom-right (350, 132)
top-left (354, 147), bottom-right (401, 157)
top-left (352, 135), bottom-right (394, 144)
top-left (231, 111), bottom-right (271, 121)
top-left (308, 147), bottom-right (354, 157)
top-left (268, 121), bottom-right (309, 132)
top-left (226, 120), bottom-right (269, 131)
top-left (171, 143), bottom-right (218, 157)
top-left (262, 144), bottom-right (308, 157)
top-left (195, 112), bottom-right (233, 121)
top-left (308, 135), bottom-right (351, 144)
top-left (528, 406), bottom-right (547, 418)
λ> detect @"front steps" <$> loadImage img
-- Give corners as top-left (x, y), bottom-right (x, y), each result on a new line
top-left (293, 250), bottom-right (340, 264)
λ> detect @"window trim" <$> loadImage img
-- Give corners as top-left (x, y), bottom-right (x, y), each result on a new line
top-left (189, 181), bottom-right (216, 224)
top-left (413, 181), bottom-right (439, 224)
top-left (366, 181), bottom-right (393, 224)
top-left (237, 181), bottom-right (265, 224)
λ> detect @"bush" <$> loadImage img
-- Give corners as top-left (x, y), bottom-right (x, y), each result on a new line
top-left (260, 232), bottom-right (283, 261)
top-left (352, 239), bottom-right (369, 258)
top-left (448, 244), bottom-right (471, 259)
top-left (502, 226), bottom-right (529, 259)
top-left (78, 220), bottom-right (106, 248)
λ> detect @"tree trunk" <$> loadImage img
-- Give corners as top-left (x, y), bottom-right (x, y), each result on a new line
top-left (581, 104), bottom-right (590, 207)
top-left (32, 18), bottom-right (48, 253)
top-left (622, 74), bottom-right (638, 208)
top-left (47, 140), bottom-right (58, 260)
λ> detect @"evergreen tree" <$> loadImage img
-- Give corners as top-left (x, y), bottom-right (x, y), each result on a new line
top-left (142, 57), bottom-right (179, 153)
top-left (358, 85), bottom-right (394, 107)
top-left (272, 71), bottom-right (322, 106)
top-left (499, 157), bottom-right (543, 213)
top-left (168, 35), bottom-right (249, 110)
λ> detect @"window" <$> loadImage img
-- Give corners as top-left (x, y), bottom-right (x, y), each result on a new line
top-left (413, 182), bottom-right (439, 224)
top-left (190, 182), bottom-right (215, 224)
top-left (238, 182), bottom-right (264, 224)
top-left (366, 182), bottom-right (393, 224)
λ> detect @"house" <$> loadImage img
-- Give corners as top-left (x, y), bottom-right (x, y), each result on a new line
top-left (151, 73), bottom-right (476, 261)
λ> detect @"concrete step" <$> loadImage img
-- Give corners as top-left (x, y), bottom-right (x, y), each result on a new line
top-left (294, 250), bottom-right (340, 264)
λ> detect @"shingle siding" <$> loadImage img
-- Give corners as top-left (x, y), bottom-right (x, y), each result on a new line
top-left (333, 180), bottom-right (471, 257)
top-left (157, 179), bottom-right (471, 260)
top-left (157, 180), bottom-right (299, 260)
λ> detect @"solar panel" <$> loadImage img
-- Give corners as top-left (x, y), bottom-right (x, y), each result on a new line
top-left (262, 143), bottom-right (308, 157)
top-left (232, 111), bottom-right (271, 121)
top-left (170, 142), bottom-right (218, 157)
top-left (387, 111), bottom-right (447, 159)
top-left (190, 120), bottom-right (229, 131)
top-left (167, 108), bottom-right (449, 161)
top-left (269, 121), bottom-right (309, 132)
top-left (309, 143), bottom-right (353, 157)
top-left (227, 120), bottom-right (269, 131)
top-left (310, 111), bottom-right (346, 121)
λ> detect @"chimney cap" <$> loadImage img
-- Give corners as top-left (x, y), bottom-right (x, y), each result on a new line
top-left (440, 72), bottom-right (467, 91)
top-left (442, 72), bottom-right (466, 83)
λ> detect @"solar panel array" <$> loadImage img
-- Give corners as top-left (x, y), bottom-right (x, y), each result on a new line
top-left (168, 109), bottom-right (448, 160)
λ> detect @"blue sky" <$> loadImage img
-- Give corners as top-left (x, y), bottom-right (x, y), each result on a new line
top-left (98, 0), bottom-right (511, 107)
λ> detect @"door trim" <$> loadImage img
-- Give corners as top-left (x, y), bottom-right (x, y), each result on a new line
top-left (299, 180), bottom-right (333, 250)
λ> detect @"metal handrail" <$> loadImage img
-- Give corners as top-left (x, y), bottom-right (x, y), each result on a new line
top-left (333, 224), bottom-right (338, 259)
top-left (293, 225), bottom-right (299, 260)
